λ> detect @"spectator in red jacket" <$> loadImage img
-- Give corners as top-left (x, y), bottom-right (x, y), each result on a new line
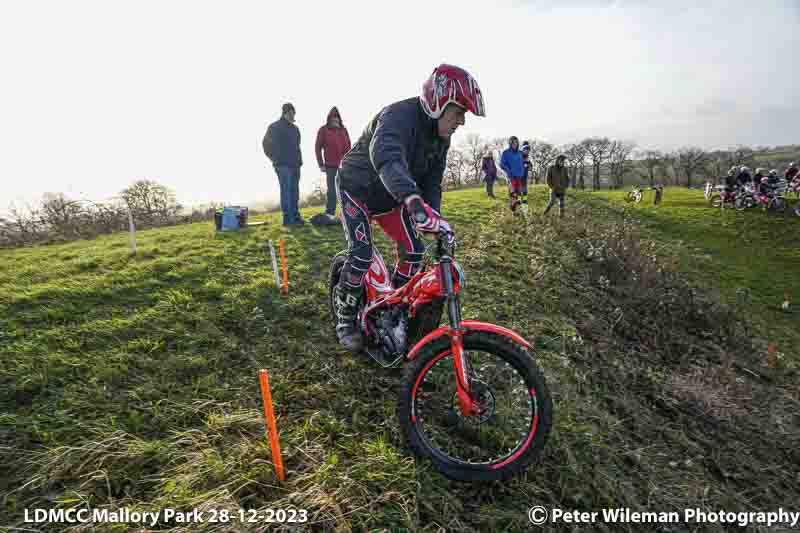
top-left (315, 107), bottom-right (352, 221)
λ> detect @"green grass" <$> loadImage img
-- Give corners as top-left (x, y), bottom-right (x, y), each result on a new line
top-left (2, 185), bottom-right (799, 532)
top-left (591, 186), bottom-right (800, 350)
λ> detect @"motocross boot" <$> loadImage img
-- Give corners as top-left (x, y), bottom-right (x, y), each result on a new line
top-left (334, 279), bottom-right (364, 353)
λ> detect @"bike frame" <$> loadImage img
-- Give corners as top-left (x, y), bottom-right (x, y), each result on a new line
top-left (358, 233), bottom-right (531, 418)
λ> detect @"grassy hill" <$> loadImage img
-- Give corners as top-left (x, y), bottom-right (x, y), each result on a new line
top-left (1, 186), bottom-right (798, 532)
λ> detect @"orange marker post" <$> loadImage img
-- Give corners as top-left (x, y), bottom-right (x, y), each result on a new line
top-left (767, 343), bottom-right (777, 370)
top-left (279, 239), bottom-right (288, 295)
top-left (259, 369), bottom-right (285, 481)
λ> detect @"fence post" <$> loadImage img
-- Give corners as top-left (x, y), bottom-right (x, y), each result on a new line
top-left (128, 210), bottom-right (137, 255)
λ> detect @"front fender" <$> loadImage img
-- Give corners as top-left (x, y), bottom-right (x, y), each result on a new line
top-left (406, 320), bottom-right (532, 361)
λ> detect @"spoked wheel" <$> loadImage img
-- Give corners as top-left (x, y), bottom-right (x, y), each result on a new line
top-left (398, 331), bottom-right (552, 481)
top-left (768, 197), bottom-right (787, 215)
top-left (709, 194), bottom-right (723, 208)
top-left (735, 196), bottom-right (753, 211)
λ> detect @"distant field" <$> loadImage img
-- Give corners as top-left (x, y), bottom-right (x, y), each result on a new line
top-left (586, 186), bottom-right (800, 351)
top-left (2, 186), bottom-right (798, 532)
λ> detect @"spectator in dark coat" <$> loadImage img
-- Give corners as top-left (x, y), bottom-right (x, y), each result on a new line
top-left (315, 106), bottom-right (352, 221)
top-left (263, 103), bottom-right (304, 225)
top-left (543, 154), bottom-right (570, 217)
top-left (736, 166), bottom-right (752, 187)
top-left (482, 152), bottom-right (498, 198)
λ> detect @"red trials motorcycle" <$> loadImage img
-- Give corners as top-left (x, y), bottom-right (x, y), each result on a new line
top-left (329, 202), bottom-right (552, 481)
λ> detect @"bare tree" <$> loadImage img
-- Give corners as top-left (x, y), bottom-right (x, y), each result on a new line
top-left (640, 150), bottom-right (663, 186)
top-left (608, 140), bottom-right (637, 189)
top-left (662, 152), bottom-right (680, 186)
top-left (121, 179), bottom-right (181, 224)
top-left (489, 137), bottom-right (509, 182)
top-left (562, 143), bottom-right (587, 189)
top-left (677, 147), bottom-right (709, 188)
top-left (707, 150), bottom-right (734, 184)
top-left (39, 193), bottom-right (91, 238)
top-left (489, 137), bottom-right (507, 160)
top-left (443, 149), bottom-right (468, 190)
top-left (581, 137), bottom-right (612, 190)
top-left (729, 145), bottom-right (756, 169)
top-left (462, 133), bottom-right (489, 185)
top-left (528, 140), bottom-right (558, 184)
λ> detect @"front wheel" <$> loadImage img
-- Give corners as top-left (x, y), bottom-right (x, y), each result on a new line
top-left (398, 331), bottom-right (552, 481)
top-left (735, 196), bottom-right (752, 211)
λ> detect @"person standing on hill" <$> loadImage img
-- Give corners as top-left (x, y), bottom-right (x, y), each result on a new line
top-left (263, 102), bottom-right (304, 226)
top-left (521, 140), bottom-right (532, 205)
top-left (543, 154), bottom-right (570, 217)
top-left (500, 136), bottom-right (525, 212)
top-left (736, 166), bottom-right (752, 188)
top-left (315, 107), bottom-right (352, 222)
top-left (482, 152), bottom-right (498, 198)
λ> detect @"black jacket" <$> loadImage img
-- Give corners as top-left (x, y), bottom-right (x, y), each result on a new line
top-left (263, 118), bottom-right (302, 168)
top-left (338, 97), bottom-right (449, 214)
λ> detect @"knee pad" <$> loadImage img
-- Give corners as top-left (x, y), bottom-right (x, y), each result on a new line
top-left (342, 246), bottom-right (372, 286)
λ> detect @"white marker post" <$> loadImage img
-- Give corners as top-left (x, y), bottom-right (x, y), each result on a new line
top-left (268, 240), bottom-right (280, 290)
top-left (128, 210), bottom-right (137, 255)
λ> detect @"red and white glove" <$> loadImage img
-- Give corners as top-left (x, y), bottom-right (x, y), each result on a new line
top-left (404, 195), bottom-right (452, 235)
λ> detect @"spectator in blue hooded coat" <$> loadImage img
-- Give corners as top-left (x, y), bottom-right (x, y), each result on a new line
top-left (500, 136), bottom-right (526, 212)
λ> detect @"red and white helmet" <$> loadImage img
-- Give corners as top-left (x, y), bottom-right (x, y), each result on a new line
top-left (420, 64), bottom-right (486, 119)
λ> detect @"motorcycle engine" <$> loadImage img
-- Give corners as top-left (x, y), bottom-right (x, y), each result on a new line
top-left (375, 307), bottom-right (408, 356)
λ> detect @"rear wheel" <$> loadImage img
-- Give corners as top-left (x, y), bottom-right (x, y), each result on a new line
top-left (709, 194), bottom-right (723, 208)
top-left (398, 331), bottom-right (552, 481)
top-left (735, 195), bottom-right (752, 211)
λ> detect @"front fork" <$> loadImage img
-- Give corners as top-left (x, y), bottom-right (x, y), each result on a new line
top-left (440, 257), bottom-right (478, 417)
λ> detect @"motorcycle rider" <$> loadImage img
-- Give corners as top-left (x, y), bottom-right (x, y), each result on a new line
top-left (737, 166), bottom-right (752, 187)
top-left (723, 167), bottom-right (738, 191)
top-left (332, 64), bottom-right (486, 352)
top-left (784, 162), bottom-right (798, 182)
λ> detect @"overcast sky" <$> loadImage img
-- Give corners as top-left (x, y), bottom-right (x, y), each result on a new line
top-left (1, 0), bottom-right (798, 208)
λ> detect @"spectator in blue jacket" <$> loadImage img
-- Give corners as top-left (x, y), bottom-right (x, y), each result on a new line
top-left (500, 136), bottom-right (526, 212)
top-left (263, 103), bottom-right (304, 226)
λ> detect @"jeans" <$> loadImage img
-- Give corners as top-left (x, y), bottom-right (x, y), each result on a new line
top-left (275, 165), bottom-right (300, 223)
top-left (485, 179), bottom-right (495, 197)
top-left (325, 167), bottom-right (338, 215)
